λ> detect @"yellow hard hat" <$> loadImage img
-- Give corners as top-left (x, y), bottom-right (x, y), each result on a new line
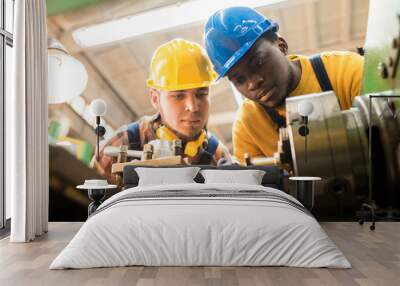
top-left (147, 38), bottom-right (217, 91)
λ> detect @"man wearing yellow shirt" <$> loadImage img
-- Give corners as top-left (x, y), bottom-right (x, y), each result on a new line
top-left (204, 7), bottom-right (363, 163)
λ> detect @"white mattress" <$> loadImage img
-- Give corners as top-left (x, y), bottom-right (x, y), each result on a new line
top-left (50, 183), bottom-right (350, 269)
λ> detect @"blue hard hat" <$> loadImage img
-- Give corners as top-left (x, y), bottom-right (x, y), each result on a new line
top-left (204, 6), bottom-right (279, 80)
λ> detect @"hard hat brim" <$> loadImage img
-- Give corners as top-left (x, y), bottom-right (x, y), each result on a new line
top-left (215, 21), bottom-right (279, 81)
top-left (147, 79), bottom-right (214, 92)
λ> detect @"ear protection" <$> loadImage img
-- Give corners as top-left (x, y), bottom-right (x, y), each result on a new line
top-left (156, 125), bottom-right (207, 157)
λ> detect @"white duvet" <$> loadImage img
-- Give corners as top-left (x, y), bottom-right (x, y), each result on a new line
top-left (50, 183), bottom-right (350, 269)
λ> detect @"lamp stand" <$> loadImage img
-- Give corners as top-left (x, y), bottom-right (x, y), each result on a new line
top-left (94, 116), bottom-right (106, 163)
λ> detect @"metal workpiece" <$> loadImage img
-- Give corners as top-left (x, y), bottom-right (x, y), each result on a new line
top-left (104, 146), bottom-right (142, 159)
top-left (354, 94), bottom-right (400, 206)
top-left (286, 92), bottom-right (362, 183)
top-left (250, 90), bottom-right (400, 216)
top-left (281, 90), bottom-right (400, 216)
top-left (284, 92), bottom-right (368, 215)
top-left (339, 108), bottom-right (368, 198)
top-left (250, 128), bottom-right (290, 167)
top-left (250, 153), bottom-right (280, 166)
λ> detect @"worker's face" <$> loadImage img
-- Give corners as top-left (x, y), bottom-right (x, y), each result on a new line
top-left (150, 87), bottom-right (210, 139)
top-left (227, 36), bottom-right (292, 108)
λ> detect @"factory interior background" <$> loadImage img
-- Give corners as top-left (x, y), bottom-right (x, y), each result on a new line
top-left (43, 0), bottom-right (370, 221)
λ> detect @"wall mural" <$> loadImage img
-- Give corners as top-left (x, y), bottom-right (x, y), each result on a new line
top-left (46, 0), bottom-right (400, 229)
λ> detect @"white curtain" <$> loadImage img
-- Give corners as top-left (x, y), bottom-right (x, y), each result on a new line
top-left (7, 0), bottom-right (48, 242)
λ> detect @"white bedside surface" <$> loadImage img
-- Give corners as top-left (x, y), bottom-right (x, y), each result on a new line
top-left (289, 176), bottom-right (322, 181)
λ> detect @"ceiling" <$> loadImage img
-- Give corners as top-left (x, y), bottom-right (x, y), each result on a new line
top-left (47, 0), bottom-right (370, 150)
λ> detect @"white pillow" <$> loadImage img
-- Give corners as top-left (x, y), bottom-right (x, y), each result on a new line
top-left (200, 169), bottom-right (266, 185)
top-left (135, 167), bottom-right (200, 186)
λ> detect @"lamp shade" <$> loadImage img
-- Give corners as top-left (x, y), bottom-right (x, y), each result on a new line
top-left (298, 100), bottom-right (314, 117)
top-left (48, 50), bottom-right (88, 104)
top-left (90, 99), bottom-right (107, 116)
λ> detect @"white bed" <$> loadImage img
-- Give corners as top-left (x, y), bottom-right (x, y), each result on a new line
top-left (50, 183), bottom-right (350, 269)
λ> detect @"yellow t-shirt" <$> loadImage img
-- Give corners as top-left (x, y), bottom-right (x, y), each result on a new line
top-left (233, 51), bottom-right (364, 163)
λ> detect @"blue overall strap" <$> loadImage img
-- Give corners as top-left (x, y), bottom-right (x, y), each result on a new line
top-left (126, 121), bottom-right (141, 150)
top-left (309, 55), bottom-right (333, 92)
top-left (206, 134), bottom-right (219, 156)
top-left (262, 105), bottom-right (286, 129)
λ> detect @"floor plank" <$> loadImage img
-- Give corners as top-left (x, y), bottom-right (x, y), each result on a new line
top-left (0, 222), bottom-right (399, 286)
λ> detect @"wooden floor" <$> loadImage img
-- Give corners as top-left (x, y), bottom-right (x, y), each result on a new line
top-left (0, 222), bottom-right (399, 286)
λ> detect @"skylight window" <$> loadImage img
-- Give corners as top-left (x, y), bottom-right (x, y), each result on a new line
top-left (73, 0), bottom-right (288, 47)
